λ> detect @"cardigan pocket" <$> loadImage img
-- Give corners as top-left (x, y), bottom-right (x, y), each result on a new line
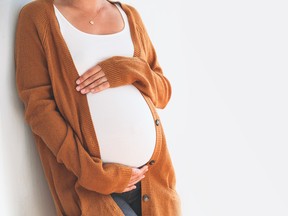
top-left (152, 182), bottom-right (182, 216)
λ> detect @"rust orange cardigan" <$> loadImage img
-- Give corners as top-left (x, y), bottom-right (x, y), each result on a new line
top-left (15, 0), bottom-right (182, 215)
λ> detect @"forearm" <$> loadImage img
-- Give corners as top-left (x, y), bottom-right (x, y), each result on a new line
top-left (98, 55), bottom-right (172, 109)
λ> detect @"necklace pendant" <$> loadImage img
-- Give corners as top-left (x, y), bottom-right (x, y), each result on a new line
top-left (89, 20), bottom-right (94, 25)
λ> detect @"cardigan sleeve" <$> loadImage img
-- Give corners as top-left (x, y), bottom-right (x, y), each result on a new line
top-left (97, 6), bottom-right (172, 109)
top-left (15, 5), bottom-right (132, 195)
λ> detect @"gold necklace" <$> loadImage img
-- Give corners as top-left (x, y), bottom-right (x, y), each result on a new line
top-left (88, 5), bottom-right (105, 25)
top-left (67, 0), bottom-right (106, 25)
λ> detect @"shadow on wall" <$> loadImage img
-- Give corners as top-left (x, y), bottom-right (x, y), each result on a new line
top-left (0, 0), bottom-right (56, 215)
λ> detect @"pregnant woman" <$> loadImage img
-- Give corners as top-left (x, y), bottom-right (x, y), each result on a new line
top-left (15, 0), bottom-right (181, 215)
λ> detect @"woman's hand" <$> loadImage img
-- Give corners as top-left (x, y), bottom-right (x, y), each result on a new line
top-left (75, 65), bottom-right (110, 94)
top-left (122, 165), bottom-right (149, 193)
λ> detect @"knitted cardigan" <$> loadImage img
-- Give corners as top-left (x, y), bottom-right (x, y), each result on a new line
top-left (15, 0), bottom-right (182, 215)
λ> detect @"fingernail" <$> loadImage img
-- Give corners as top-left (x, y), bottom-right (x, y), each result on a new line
top-left (76, 86), bottom-right (80, 91)
top-left (81, 89), bottom-right (86, 93)
top-left (76, 80), bottom-right (80, 84)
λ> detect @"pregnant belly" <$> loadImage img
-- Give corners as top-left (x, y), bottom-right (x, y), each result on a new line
top-left (87, 85), bottom-right (156, 168)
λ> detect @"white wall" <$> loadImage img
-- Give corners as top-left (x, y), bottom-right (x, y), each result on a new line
top-left (130, 0), bottom-right (288, 215)
top-left (0, 0), bottom-right (56, 215)
top-left (1, 0), bottom-right (288, 215)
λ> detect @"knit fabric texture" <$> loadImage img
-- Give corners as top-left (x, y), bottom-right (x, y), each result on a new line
top-left (15, 0), bottom-right (181, 215)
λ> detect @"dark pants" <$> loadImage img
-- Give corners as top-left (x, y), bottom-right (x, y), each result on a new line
top-left (111, 181), bottom-right (142, 216)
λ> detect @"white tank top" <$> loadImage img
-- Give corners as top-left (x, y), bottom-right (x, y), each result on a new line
top-left (53, 3), bottom-right (156, 167)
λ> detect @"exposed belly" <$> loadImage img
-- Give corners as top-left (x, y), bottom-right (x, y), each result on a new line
top-left (87, 85), bottom-right (156, 168)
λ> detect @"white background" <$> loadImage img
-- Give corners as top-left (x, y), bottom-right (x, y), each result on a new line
top-left (1, 0), bottom-right (288, 215)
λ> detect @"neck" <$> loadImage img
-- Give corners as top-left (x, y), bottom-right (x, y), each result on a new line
top-left (66, 0), bottom-right (109, 11)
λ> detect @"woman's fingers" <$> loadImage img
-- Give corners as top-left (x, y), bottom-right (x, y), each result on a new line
top-left (130, 166), bottom-right (148, 182)
top-left (127, 166), bottom-right (148, 186)
top-left (76, 64), bottom-right (102, 84)
top-left (90, 80), bottom-right (110, 93)
top-left (86, 76), bottom-right (109, 93)
top-left (75, 65), bottom-right (109, 94)
top-left (122, 185), bottom-right (137, 193)
top-left (127, 175), bottom-right (145, 187)
top-left (122, 175), bottom-right (144, 193)
top-left (121, 166), bottom-right (149, 193)
top-left (77, 71), bottom-right (105, 92)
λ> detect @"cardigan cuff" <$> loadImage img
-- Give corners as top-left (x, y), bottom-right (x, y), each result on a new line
top-left (97, 58), bottom-right (127, 88)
